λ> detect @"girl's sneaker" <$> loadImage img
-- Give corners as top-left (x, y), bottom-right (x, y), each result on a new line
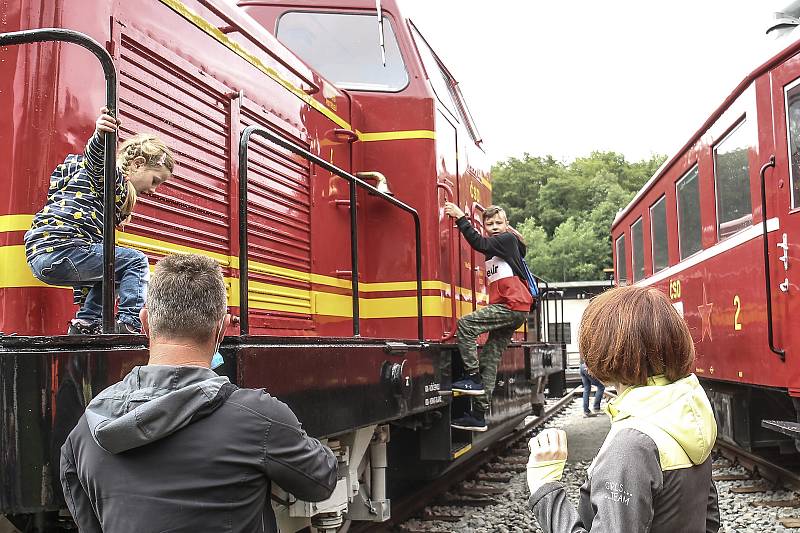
top-left (115, 320), bottom-right (141, 334)
top-left (67, 320), bottom-right (102, 335)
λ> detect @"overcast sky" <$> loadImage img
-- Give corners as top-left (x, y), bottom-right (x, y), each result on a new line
top-left (398, 1), bottom-right (786, 165)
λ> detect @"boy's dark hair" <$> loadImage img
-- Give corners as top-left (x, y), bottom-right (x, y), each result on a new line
top-left (579, 286), bottom-right (694, 385)
top-left (482, 205), bottom-right (507, 223)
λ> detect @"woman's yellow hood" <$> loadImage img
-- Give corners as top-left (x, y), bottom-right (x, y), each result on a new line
top-left (605, 374), bottom-right (717, 465)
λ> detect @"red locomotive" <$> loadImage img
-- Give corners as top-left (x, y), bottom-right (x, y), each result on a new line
top-left (0, 0), bottom-right (564, 530)
top-left (611, 27), bottom-right (800, 453)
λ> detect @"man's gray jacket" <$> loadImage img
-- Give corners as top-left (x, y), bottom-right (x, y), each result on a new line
top-left (60, 365), bottom-right (338, 532)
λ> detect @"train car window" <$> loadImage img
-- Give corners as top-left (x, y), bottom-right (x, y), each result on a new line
top-left (650, 195), bottom-right (668, 273)
top-left (631, 218), bottom-right (645, 282)
top-left (409, 25), bottom-right (460, 121)
top-left (277, 12), bottom-right (409, 92)
top-left (676, 166), bottom-right (702, 259)
top-left (786, 85), bottom-right (800, 208)
top-left (615, 234), bottom-right (628, 286)
top-left (713, 120), bottom-right (753, 239)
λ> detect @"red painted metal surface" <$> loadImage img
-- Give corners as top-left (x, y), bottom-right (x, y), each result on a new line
top-left (611, 37), bottom-right (800, 394)
top-left (0, 0), bottom-right (499, 341)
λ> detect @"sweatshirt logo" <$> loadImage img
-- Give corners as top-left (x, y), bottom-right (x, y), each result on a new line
top-left (485, 256), bottom-right (513, 283)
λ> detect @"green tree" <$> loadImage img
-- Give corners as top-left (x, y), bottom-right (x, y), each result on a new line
top-left (491, 150), bottom-right (667, 282)
top-left (491, 154), bottom-right (566, 227)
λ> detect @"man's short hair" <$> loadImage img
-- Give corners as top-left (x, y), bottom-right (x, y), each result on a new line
top-left (147, 254), bottom-right (227, 341)
top-left (579, 286), bottom-right (694, 386)
top-left (482, 205), bottom-right (507, 223)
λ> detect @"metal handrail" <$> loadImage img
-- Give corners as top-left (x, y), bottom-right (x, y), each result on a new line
top-left (759, 155), bottom-right (785, 360)
top-left (0, 28), bottom-right (118, 333)
top-left (238, 125), bottom-right (424, 340)
top-left (470, 202), bottom-right (486, 312)
top-left (437, 181), bottom-right (458, 341)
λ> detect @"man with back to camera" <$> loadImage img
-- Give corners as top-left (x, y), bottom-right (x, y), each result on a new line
top-left (443, 203), bottom-right (532, 432)
top-left (60, 253), bottom-right (338, 532)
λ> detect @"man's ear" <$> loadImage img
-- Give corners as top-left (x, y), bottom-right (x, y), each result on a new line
top-left (140, 308), bottom-right (150, 338)
top-left (218, 313), bottom-right (232, 343)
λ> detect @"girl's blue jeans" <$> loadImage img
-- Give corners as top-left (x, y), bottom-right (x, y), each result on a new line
top-left (29, 244), bottom-right (149, 328)
top-left (580, 362), bottom-right (605, 413)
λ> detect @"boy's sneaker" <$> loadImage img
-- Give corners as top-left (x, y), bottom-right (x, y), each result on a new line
top-left (583, 411), bottom-right (596, 418)
top-left (115, 320), bottom-right (141, 334)
top-left (452, 375), bottom-right (485, 396)
top-left (451, 411), bottom-right (488, 432)
top-left (67, 320), bottom-right (102, 335)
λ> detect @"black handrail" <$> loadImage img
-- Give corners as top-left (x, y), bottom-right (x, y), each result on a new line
top-left (758, 155), bottom-right (785, 360)
top-left (238, 125), bottom-right (424, 341)
top-left (0, 29), bottom-right (118, 333)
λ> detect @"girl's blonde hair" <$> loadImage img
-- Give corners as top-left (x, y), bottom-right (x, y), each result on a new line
top-left (117, 134), bottom-right (175, 175)
top-left (119, 180), bottom-right (138, 227)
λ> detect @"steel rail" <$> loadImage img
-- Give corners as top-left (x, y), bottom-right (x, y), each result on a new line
top-left (714, 439), bottom-right (800, 491)
top-left (0, 28), bottom-right (118, 333)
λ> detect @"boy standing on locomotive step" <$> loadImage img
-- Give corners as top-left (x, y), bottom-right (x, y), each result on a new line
top-left (443, 203), bottom-right (532, 432)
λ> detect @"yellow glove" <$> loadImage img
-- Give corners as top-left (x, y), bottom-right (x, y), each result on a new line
top-left (527, 428), bottom-right (568, 494)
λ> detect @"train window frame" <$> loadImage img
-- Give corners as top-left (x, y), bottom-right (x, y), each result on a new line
top-left (615, 234), bottom-right (628, 286)
top-left (649, 195), bottom-right (668, 273)
top-left (408, 22), bottom-right (461, 124)
top-left (276, 10), bottom-right (410, 93)
top-left (631, 217), bottom-right (645, 282)
top-left (676, 165), bottom-right (703, 260)
top-left (713, 118), bottom-right (753, 241)
top-left (784, 79), bottom-right (800, 209)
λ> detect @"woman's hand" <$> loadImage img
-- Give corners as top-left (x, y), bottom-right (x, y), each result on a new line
top-left (443, 202), bottom-right (465, 219)
top-left (527, 429), bottom-right (568, 494)
top-left (529, 428), bottom-right (568, 462)
top-left (95, 107), bottom-right (120, 136)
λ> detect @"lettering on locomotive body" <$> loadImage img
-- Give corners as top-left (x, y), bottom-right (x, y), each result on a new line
top-left (733, 295), bottom-right (742, 330)
top-left (424, 382), bottom-right (441, 393)
top-left (469, 181), bottom-right (481, 203)
top-left (669, 279), bottom-right (681, 300)
top-left (424, 382), bottom-right (443, 406)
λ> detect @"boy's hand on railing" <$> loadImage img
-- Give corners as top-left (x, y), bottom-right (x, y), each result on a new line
top-left (444, 202), bottom-right (465, 219)
top-left (95, 106), bottom-right (120, 136)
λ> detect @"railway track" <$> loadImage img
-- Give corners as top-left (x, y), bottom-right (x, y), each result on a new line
top-left (713, 439), bottom-right (800, 530)
top-left (353, 389), bottom-right (582, 533)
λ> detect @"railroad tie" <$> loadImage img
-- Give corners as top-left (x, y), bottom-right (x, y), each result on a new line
top-left (422, 510), bottom-right (464, 522)
top-left (712, 473), bottom-right (753, 481)
top-left (750, 498), bottom-right (800, 508)
top-left (729, 484), bottom-right (773, 494)
top-left (476, 473), bottom-right (513, 483)
top-left (458, 486), bottom-right (508, 496)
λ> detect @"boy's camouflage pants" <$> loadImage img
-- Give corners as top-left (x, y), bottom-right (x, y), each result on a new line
top-left (457, 303), bottom-right (528, 414)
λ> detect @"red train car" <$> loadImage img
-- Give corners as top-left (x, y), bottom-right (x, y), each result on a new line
top-left (611, 26), bottom-right (800, 453)
top-left (0, 0), bottom-right (563, 530)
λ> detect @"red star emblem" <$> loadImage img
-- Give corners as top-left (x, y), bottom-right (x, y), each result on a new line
top-left (697, 283), bottom-right (713, 342)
